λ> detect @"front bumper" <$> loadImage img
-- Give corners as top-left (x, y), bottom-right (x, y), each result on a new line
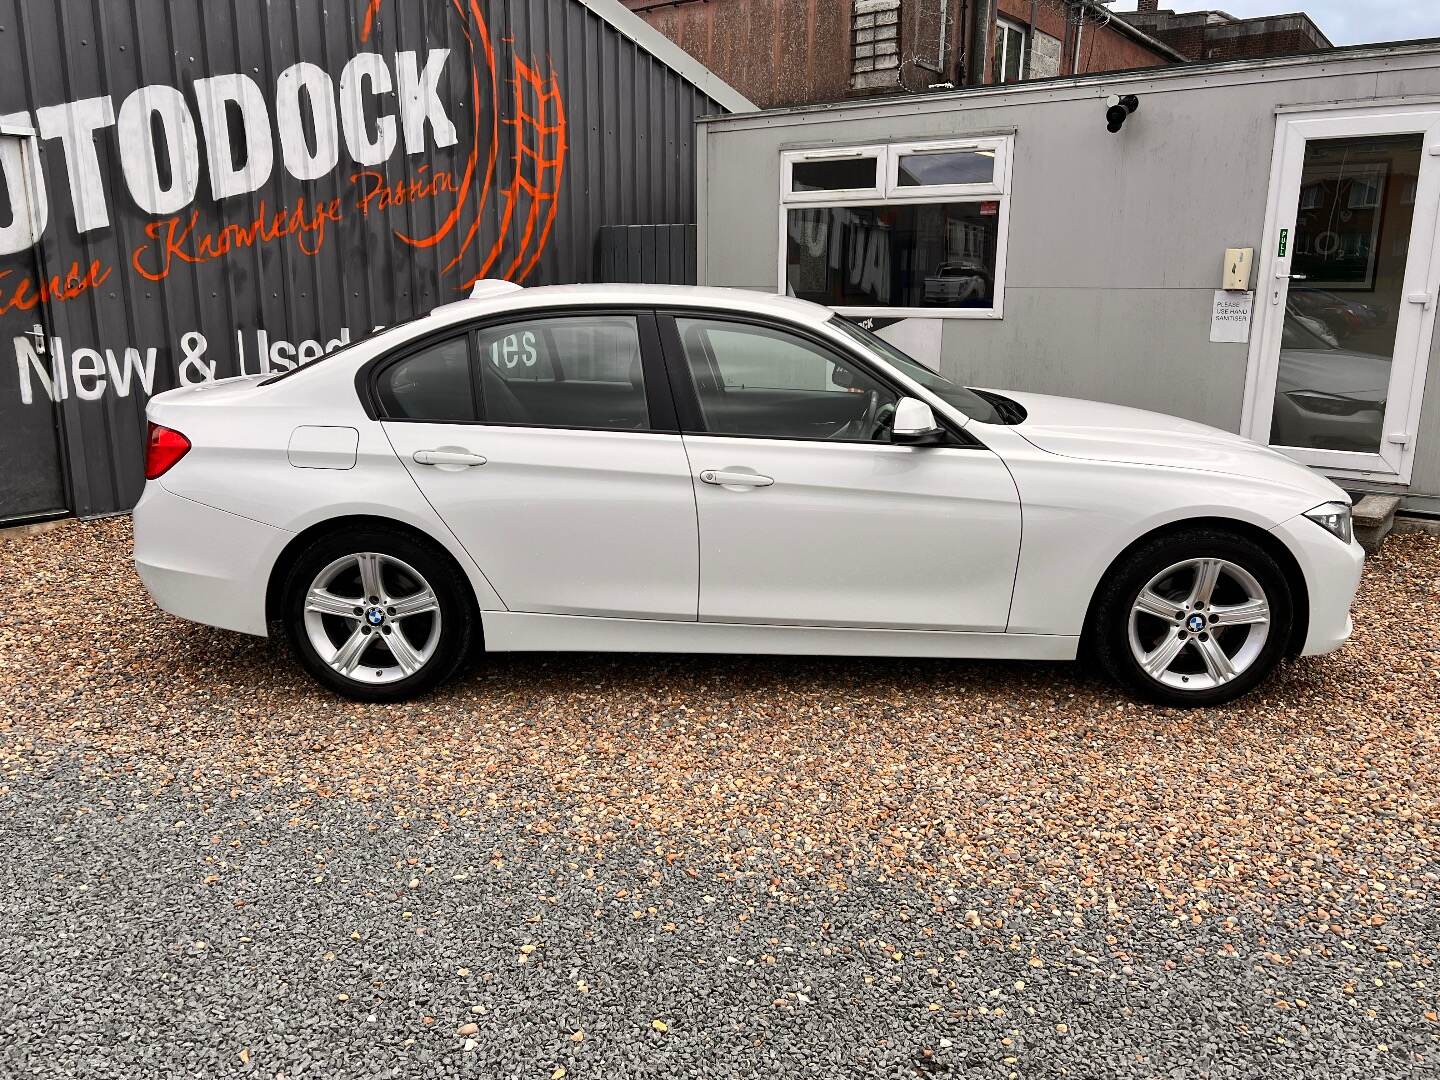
top-left (1270, 513), bottom-right (1365, 657)
top-left (133, 482), bottom-right (290, 637)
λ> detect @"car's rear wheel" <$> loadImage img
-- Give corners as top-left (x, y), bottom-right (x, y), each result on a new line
top-left (1091, 529), bottom-right (1294, 707)
top-left (282, 526), bottom-right (475, 702)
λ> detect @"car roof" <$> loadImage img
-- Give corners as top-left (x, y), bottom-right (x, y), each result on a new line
top-left (419, 283), bottom-right (834, 332)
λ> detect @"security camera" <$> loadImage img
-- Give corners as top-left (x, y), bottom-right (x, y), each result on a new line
top-left (1106, 94), bottom-right (1139, 133)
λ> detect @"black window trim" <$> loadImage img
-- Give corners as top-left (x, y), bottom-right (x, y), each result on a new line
top-left (653, 308), bottom-right (986, 450)
top-left (358, 306), bottom-right (679, 435)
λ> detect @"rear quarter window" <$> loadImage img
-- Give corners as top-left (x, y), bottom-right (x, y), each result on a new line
top-left (376, 336), bottom-right (478, 423)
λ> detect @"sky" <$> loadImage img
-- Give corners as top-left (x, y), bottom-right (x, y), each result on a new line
top-left (1108, 1), bottom-right (1440, 47)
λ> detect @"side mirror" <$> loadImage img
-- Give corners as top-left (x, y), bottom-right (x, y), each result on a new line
top-left (891, 397), bottom-right (947, 446)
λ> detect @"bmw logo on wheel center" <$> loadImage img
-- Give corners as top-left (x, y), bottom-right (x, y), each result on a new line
top-left (1187, 613), bottom-right (1208, 633)
top-left (366, 608), bottom-right (386, 628)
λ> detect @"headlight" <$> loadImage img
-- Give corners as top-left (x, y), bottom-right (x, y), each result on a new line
top-left (1304, 501), bottom-right (1353, 545)
top-left (1285, 390), bottom-right (1381, 417)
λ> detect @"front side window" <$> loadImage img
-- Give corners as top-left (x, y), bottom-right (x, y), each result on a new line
top-left (377, 336), bottom-right (478, 422)
top-left (781, 137), bottom-right (1012, 318)
top-left (476, 315), bottom-right (649, 430)
top-left (830, 317), bottom-right (1006, 425)
top-left (676, 317), bottom-right (898, 442)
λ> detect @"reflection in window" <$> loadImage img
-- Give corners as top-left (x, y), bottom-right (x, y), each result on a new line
top-left (378, 337), bottom-right (476, 423)
top-left (780, 137), bottom-right (1012, 316)
top-left (477, 316), bottom-right (649, 430)
top-left (993, 18), bottom-right (1027, 84)
top-left (1272, 133), bottom-right (1420, 454)
top-left (786, 202), bottom-right (1000, 310)
top-left (896, 149), bottom-right (995, 188)
top-left (792, 157), bottom-right (878, 192)
top-left (675, 318), bottom-right (898, 442)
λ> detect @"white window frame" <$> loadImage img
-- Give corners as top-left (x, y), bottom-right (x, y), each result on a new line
top-left (781, 144), bottom-right (886, 204)
top-left (778, 136), bottom-right (1015, 320)
top-left (994, 17), bottom-right (1029, 85)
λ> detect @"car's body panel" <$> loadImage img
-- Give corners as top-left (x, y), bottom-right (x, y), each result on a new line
top-left (1269, 513), bottom-right (1365, 656)
top-left (968, 423), bottom-right (1349, 638)
top-left (383, 422), bottom-right (700, 620)
top-left (482, 611), bottom-right (1078, 660)
top-left (681, 434), bottom-right (1021, 631)
top-left (999, 390), bottom-right (1347, 499)
top-left (146, 371), bottom-right (508, 620)
top-left (133, 283), bottom-right (1364, 678)
top-left (133, 482), bottom-right (289, 636)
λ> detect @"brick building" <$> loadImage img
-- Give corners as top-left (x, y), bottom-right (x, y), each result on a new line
top-left (621, 1), bottom-right (1184, 110)
top-left (1123, 2), bottom-right (1333, 62)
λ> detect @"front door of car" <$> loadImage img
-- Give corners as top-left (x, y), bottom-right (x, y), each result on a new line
top-left (378, 312), bottom-right (699, 621)
top-left (660, 315), bottom-right (1021, 632)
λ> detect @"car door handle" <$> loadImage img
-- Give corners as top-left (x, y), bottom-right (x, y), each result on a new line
top-left (413, 449), bottom-right (487, 467)
top-left (700, 469), bottom-right (774, 488)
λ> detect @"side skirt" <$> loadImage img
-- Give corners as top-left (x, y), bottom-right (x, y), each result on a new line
top-left (481, 612), bottom-right (1079, 661)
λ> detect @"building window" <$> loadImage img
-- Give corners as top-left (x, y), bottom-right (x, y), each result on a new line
top-left (993, 18), bottom-right (1028, 84)
top-left (780, 137), bottom-right (1014, 319)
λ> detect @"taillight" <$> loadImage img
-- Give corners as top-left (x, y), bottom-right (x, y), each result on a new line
top-left (145, 422), bottom-right (192, 480)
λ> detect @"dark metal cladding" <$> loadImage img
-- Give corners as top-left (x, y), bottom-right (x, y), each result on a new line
top-left (0, 0), bottom-right (728, 522)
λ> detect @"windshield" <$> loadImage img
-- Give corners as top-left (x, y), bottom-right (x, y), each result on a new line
top-left (829, 317), bottom-right (1005, 426)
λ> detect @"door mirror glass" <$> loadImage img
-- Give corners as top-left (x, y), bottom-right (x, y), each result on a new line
top-left (892, 397), bottom-right (945, 446)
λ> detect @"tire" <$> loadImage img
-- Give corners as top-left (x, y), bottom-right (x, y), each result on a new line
top-left (281, 525), bottom-right (476, 702)
top-left (1089, 528), bottom-right (1294, 708)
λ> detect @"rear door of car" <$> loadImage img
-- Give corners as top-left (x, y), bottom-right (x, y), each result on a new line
top-left (376, 309), bottom-right (700, 621)
top-left (658, 311), bottom-right (1022, 632)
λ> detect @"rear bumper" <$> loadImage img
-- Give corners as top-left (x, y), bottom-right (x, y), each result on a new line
top-left (133, 482), bottom-right (289, 637)
top-left (1271, 514), bottom-right (1365, 657)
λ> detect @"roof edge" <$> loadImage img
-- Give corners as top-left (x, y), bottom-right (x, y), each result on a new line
top-left (573, 0), bottom-right (758, 114)
top-left (1099, 8), bottom-right (1190, 63)
top-left (697, 37), bottom-right (1440, 124)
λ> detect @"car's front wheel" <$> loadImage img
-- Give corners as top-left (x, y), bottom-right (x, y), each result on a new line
top-left (282, 526), bottom-right (475, 702)
top-left (1091, 529), bottom-right (1294, 707)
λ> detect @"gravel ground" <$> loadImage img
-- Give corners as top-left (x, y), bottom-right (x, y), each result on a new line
top-left (1, 518), bottom-right (1437, 1079)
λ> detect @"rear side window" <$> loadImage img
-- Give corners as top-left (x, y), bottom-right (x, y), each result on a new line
top-left (376, 336), bottom-right (477, 422)
top-left (476, 316), bottom-right (649, 430)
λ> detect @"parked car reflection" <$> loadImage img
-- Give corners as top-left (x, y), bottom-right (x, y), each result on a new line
top-left (1288, 288), bottom-right (1387, 342)
top-left (922, 264), bottom-right (992, 306)
top-left (1272, 304), bottom-right (1389, 453)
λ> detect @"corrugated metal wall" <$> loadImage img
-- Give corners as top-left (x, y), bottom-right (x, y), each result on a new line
top-left (597, 224), bottom-right (697, 285)
top-left (0, 0), bottom-right (727, 521)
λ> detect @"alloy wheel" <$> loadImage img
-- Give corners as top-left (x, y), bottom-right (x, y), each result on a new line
top-left (1126, 558), bottom-right (1271, 692)
top-left (302, 552), bottom-right (442, 685)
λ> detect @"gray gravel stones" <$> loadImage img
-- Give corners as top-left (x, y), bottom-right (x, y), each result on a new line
top-left (1, 520), bottom-right (1437, 1078)
top-left (1, 766), bottom-right (1434, 1079)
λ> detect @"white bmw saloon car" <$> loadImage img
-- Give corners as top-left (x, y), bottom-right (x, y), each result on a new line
top-left (134, 283), bottom-right (1364, 707)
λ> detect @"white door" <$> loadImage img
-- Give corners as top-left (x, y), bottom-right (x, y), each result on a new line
top-left (1244, 105), bottom-right (1440, 484)
top-left (379, 315), bottom-right (699, 621)
top-left (666, 316), bottom-right (1022, 631)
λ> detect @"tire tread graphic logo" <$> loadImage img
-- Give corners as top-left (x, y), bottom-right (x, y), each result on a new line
top-left (363, 0), bottom-right (568, 290)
